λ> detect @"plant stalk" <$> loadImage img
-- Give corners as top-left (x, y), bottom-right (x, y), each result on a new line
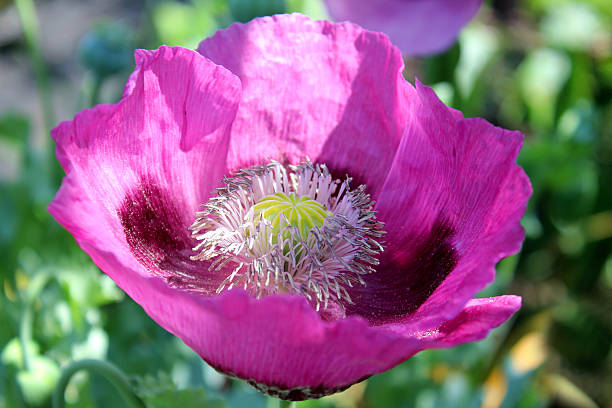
top-left (14, 0), bottom-right (55, 134)
top-left (52, 359), bottom-right (145, 408)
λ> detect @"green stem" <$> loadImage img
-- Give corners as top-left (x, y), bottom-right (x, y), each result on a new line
top-left (19, 273), bottom-right (53, 372)
top-left (18, 304), bottom-right (33, 371)
top-left (14, 0), bottom-right (60, 186)
top-left (279, 400), bottom-right (296, 408)
top-left (52, 359), bottom-right (146, 408)
top-left (14, 0), bottom-right (54, 134)
top-left (90, 75), bottom-right (103, 107)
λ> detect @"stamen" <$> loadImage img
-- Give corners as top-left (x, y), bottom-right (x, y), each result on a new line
top-left (189, 160), bottom-right (385, 313)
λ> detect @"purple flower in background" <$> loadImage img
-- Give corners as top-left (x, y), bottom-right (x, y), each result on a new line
top-left (49, 14), bottom-right (530, 401)
top-left (325, 0), bottom-right (482, 55)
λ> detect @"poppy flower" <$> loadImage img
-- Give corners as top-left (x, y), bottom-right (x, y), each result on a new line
top-left (324, 0), bottom-right (482, 55)
top-left (49, 14), bottom-right (530, 401)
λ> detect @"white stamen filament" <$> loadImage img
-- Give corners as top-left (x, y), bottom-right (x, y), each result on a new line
top-left (189, 160), bottom-right (384, 312)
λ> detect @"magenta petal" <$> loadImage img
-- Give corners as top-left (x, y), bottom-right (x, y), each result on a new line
top-left (64, 237), bottom-right (519, 400)
top-left (48, 18), bottom-right (528, 401)
top-left (151, 290), bottom-right (518, 399)
top-left (49, 46), bottom-right (242, 293)
top-left (197, 14), bottom-right (412, 195)
top-left (346, 81), bottom-right (531, 327)
top-left (324, 0), bottom-right (482, 56)
top-left (426, 295), bottom-right (521, 346)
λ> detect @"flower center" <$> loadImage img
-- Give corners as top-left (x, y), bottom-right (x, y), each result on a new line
top-left (253, 192), bottom-right (332, 243)
top-left (190, 161), bottom-right (384, 312)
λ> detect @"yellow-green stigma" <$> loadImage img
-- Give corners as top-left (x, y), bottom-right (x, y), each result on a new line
top-left (253, 192), bottom-right (332, 242)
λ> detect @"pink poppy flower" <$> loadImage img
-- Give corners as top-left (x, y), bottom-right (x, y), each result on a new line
top-left (324, 0), bottom-right (483, 55)
top-left (49, 14), bottom-right (530, 401)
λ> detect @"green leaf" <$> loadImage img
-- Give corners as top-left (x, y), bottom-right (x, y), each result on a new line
top-left (134, 373), bottom-right (175, 397)
top-left (143, 388), bottom-right (225, 408)
top-left (518, 49), bottom-right (571, 129)
top-left (57, 264), bottom-right (123, 309)
top-left (0, 113), bottom-right (29, 184)
top-left (455, 24), bottom-right (499, 101)
top-left (136, 374), bottom-right (224, 408)
top-left (0, 187), bottom-right (18, 244)
top-left (286, 0), bottom-right (328, 19)
top-left (71, 327), bottom-right (109, 361)
top-left (1, 338), bottom-right (39, 370)
top-left (152, 0), bottom-right (220, 49)
top-left (540, 2), bottom-right (606, 52)
top-left (16, 356), bottom-right (61, 406)
top-left (229, 0), bottom-right (286, 23)
top-left (0, 113), bottom-right (29, 146)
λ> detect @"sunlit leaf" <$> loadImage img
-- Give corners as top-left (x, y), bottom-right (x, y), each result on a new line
top-left (541, 2), bottom-right (607, 52)
top-left (15, 356), bottom-right (60, 406)
top-left (518, 49), bottom-right (571, 129)
top-left (152, 0), bottom-right (221, 49)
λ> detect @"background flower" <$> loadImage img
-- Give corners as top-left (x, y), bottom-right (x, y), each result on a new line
top-left (324, 0), bottom-right (482, 55)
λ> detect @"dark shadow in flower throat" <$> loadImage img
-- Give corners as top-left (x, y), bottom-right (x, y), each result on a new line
top-left (315, 31), bottom-right (407, 199)
top-left (117, 177), bottom-right (218, 294)
top-left (344, 219), bottom-right (458, 324)
top-left (313, 34), bottom-right (460, 324)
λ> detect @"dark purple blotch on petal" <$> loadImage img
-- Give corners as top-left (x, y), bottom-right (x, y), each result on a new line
top-left (346, 219), bottom-right (458, 323)
top-left (117, 178), bottom-right (215, 293)
top-left (327, 166), bottom-right (369, 193)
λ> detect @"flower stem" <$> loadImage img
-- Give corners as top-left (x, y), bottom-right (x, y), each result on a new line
top-left (18, 304), bottom-right (33, 371)
top-left (14, 0), bottom-right (55, 135)
top-left (90, 75), bottom-right (103, 107)
top-left (14, 0), bottom-right (61, 187)
top-left (279, 400), bottom-right (296, 408)
top-left (52, 359), bottom-right (145, 408)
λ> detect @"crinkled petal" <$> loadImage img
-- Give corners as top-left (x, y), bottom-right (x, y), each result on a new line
top-left (346, 81), bottom-right (531, 328)
top-left (422, 295), bottom-right (521, 346)
top-left (49, 46), bottom-right (242, 294)
top-left (324, 0), bottom-right (482, 56)
top-left (174, 294), bottom-right (519, 400)
top-left (55, 236), bottom-right (519, 401)
top-left (48, 20), bottom-right (526, 402)
top-left (197, 14), bottom-right (412, 196)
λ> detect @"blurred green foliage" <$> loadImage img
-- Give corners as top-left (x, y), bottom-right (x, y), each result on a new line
top-left (0, 0), bottom-right (611, 407)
